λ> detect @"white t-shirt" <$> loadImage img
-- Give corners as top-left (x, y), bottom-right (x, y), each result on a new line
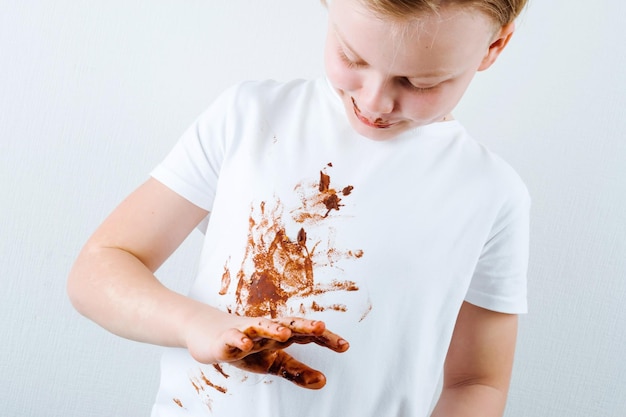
top-left (150, 78), bottom-right (530, 417)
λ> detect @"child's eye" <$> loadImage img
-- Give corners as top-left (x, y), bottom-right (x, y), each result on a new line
top-left (402, 78), bottom-right (438, 93)
top-left (338, 49), bottom-right (365, 69)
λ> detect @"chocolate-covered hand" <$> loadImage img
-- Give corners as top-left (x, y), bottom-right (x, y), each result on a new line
top-left (231, 318), bottom-right (349, 389)
top-left (184, 310), bottom-right (349, 389)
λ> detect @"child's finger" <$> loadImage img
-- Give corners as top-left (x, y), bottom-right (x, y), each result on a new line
top-left (277, 317), bottom-right (326, 335)
top-left (254, 328), bottom-right (349, 353)
top-left (276, 318), bottom-right (349, 352)
top-left (189, 327), bottom-right (254, 363)
top-left (289, 329), bottom-right (350, 353)
top-left (242, 318), bottom-right (292, 342)
top-left (215, 328), bottom-right (255, 361)
top-left (235, 350), bottom-right (327, 390)
top-left (267, 350), bottom-right (326, 389)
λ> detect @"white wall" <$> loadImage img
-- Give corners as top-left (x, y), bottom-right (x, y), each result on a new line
top-left (1, 1), bottom-right (624, 416)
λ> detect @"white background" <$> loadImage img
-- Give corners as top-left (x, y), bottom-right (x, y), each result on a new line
top-left (1, 1), bottom-right (625, 416)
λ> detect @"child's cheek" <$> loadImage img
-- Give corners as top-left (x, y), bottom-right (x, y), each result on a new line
top-left (325, 57), bottom-right (360, 94)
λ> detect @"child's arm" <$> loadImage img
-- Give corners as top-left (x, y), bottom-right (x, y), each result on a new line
top-left (67, 178), bottom-right (348, 389)
top-left (430, 301), bottom-right (518, 417)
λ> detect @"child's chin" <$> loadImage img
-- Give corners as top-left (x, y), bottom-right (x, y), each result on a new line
top-left (350, 119), bottom-right (404, 141)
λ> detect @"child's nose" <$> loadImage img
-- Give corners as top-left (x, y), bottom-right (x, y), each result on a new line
top-left (359, 78), bottom-right (394, 115)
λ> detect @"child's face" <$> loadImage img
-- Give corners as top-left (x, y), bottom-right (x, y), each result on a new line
top-left (324, 0), bottom-right (502, 141)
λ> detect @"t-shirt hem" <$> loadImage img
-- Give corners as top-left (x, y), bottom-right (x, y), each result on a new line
top-left (150, 166), bottom-right (213, 211)
top-left (464, 289), bottom-right (528, 314)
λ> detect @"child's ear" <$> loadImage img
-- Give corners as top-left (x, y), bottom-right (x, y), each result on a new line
top-left (478, 22), bottom-right (515, 71)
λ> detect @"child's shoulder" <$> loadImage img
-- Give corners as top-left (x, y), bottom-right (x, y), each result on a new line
top-left (443, 123), bottom-right (529, 205)
top-left (470, 138), bottom-right (530, 206)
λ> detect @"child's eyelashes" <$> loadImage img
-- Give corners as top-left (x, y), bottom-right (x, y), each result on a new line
top-left (337, 49), bottom-right (366, 69)
top-left (403, 79), bottom-right (437, 93)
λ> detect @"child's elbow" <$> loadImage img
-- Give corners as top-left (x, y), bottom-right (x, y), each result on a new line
top-left (66, 248), bottom-right (97, 317)
top-left (67, 266), bottom-right (87, 316)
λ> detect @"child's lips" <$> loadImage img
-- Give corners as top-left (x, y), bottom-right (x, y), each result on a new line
top-left (351, 97), bottom-right (394, 129)
top-left (356, 111), bottom-right (393, 129)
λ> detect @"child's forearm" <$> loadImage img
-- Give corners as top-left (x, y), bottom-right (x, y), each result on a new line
top-left (430, 383), bottom-right (508, 417)
top-left (67, 243), bottom-right (350, 386)
top-left (67, 244), bottom-right (214, 349)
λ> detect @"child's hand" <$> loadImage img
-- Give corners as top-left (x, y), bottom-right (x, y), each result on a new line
top-left (231, 317), bottom-right (349, 389)
top-left (185, 312), bottom-right (349, 389)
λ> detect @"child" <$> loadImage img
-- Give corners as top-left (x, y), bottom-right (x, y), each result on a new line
top-left (68, 0), bottom-right (530, 416)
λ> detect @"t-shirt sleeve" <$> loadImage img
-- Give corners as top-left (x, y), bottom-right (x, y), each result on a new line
top-left (465, 185), bottom-right (531, 314)
top-left (150, 86), bottom-right (238, 211)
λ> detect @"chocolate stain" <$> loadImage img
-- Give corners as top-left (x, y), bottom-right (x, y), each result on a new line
top-left (220, 167), bottom-right (364, 319)
top-left (200, 371), bottom-right (227, 394)
top-left (292, 169), bottom-right (354, 223)
top-left (213, 363), bottom-right (229, 379)
top-left (219, 258), bottom-right (231, 295)
top-left (319, 171), bottom-right (330, 192)
top-left (189, 369), bottom-right (229, 413)
top-left (173, 398), bottom-right (184, 408)
top-left (318, 171), bottom-right (346, 217)
top-left (359, 300), bottom-right (373, 322)
top-left (297, 227), bottom-right (306, 245)
top-left (311, 300), bottom-right (347, 312)
top-left (191, 380), bottom-right (200, 394)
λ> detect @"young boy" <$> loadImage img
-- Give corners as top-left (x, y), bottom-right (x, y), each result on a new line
top-left (68, 0), bottom-right (530, 416)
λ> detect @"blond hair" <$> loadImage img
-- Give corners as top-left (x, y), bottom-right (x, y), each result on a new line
top-left (322, 0), bottom-right (527, 26)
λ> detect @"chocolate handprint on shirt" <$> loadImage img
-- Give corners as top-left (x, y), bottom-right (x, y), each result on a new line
top-left (220, 165), bottom-right (364, 319)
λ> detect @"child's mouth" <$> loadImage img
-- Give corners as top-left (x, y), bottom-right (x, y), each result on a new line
top-left (351, 97), bottom-right (393, 129)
